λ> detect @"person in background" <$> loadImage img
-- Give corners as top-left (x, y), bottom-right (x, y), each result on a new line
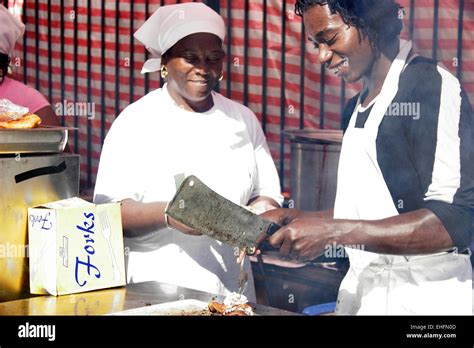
top-left (94, 3), bottom-right (282, 301)
top-left (0, 4), bottom-right (59, 126)
top-left (262, 0), bottom-right (473, 315)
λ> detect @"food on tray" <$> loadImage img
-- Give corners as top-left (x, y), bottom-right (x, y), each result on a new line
top-left (0, 99), bottom-right (42, 129)
top-left (0, 113), bottom-right (42, 129)
top-left (208, 292), bottom-right (255, 316)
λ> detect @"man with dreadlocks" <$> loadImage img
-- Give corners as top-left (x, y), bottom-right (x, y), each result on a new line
top-left (262, 0), bottom-right (473, 315)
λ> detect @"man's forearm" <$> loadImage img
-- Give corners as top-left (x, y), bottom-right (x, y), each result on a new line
top-left (335, 208), bottom-right (454, 255)
top-left (315, 209), bottom-right (334, 219)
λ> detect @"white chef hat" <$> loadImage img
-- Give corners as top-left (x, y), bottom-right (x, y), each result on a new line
top-left (0, 4), bottom-right (25, 56)
top-left (134, 2), bottom-right (226, 74)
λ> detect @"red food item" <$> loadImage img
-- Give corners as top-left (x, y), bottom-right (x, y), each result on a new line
top-left (208, 300), bottom-right (255, 316)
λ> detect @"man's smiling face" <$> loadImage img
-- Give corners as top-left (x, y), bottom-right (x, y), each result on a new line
top-left (303, 4), bottom-right (376, 83)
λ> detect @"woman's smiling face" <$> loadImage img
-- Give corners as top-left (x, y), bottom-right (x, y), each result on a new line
top-left (303, 4), bottom-right (376, 83)
top-left (163, 33), bottom-right (225, 107)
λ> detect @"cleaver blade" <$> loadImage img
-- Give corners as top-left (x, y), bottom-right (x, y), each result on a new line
top-left (165, 175), bottom-right (281, 251)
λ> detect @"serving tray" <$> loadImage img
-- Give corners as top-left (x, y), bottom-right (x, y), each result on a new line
top-left (0, 126), bottom-right (73, 154)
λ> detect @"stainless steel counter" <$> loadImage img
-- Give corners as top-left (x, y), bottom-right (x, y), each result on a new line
top-left (0, 281), bottom-right (299, 316)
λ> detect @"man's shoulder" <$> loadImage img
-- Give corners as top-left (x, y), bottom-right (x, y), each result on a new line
top-left (401, 56), bottom-right (459, 93)
top-left (405, 55), bottom-right (438, 71)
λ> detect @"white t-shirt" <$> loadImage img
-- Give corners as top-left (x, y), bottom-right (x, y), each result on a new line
top-left (94, 85), bottom-right (282, 300)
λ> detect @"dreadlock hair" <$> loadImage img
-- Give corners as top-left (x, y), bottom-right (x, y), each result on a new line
top-left (0, 53), bottom-right (10, 84)
top-left (295, 0), bottom-right (403, 56)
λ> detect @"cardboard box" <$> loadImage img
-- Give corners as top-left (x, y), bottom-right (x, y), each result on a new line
top-left (28, 197), bottom-right (126, 296)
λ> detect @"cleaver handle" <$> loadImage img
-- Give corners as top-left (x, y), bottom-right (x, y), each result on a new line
top-left (266, 222), bottom-right (282, 236)
top-left (252, 222), bottom-right (282, 253)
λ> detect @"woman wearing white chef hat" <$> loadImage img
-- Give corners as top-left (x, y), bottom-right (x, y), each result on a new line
top-left (262, 0), bottom-right (473, 315)
top-left (0, 4), bottom-right (60, 126)
top-left (94, 2), bottom-right (283, 300)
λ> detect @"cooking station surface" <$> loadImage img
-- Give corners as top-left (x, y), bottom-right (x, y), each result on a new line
top-left (0, 281), bottom-right (299, 316)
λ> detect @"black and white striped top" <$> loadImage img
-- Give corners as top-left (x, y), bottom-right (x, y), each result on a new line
top-left (343, 56), bottom-right (474, 250)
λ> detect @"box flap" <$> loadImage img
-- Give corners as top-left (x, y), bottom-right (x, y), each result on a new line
top-left (37, 197), bottom-right (95, 210)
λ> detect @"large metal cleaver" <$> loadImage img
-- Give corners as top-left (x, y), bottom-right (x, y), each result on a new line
top-left (165, 175), bottom-right (281, 251)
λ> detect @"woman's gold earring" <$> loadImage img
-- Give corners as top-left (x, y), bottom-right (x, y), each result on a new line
top-left (160, 66), bottom-right (168, 79)
top-left (219, 73), bottom-right (224, 81)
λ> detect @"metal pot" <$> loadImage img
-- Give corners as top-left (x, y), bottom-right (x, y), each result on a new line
top-left (283, 129), bottom-right (343, 211)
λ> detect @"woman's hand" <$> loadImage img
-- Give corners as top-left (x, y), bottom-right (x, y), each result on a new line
top-left (167, 216), bottom-right (203, 236)
top-left (247, 196), bottom-right (280, 214)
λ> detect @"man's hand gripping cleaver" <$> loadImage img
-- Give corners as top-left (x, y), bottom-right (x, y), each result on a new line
top-left (165, 175), bottom-right (281, 254)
